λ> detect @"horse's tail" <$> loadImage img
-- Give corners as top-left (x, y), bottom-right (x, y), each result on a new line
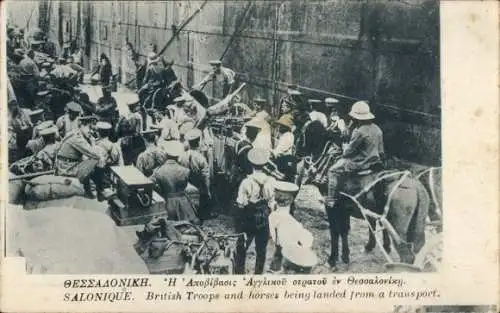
top-left (407, 179), bottom-right (431, 254)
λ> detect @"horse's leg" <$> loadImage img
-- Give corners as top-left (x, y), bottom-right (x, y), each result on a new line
top-left (326, 206), bottom-right (339, 269)
top-left (365, 217), bottom-right (377, 253)
top-left (341, 231), bottom-right (350, 264)
top-left (382, 229), bottom-right (392, 253)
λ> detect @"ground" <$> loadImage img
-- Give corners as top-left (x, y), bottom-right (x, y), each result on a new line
top-left (202, 184), bottom-right (402, 274)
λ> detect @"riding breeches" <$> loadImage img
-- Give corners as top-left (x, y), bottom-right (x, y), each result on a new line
top-left (326, 158), bottom-right (349, 205)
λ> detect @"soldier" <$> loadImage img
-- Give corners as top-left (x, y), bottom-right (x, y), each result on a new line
top-left (27, 120), bottom-right (58, 156)
top-left (326, 101), bottom-right (385, 210)
top-left (179, 128), bottom-right (215, 221)
top-left (116, 95), bottom-right (145, 165)
top-left (252, 97), bottom-right (271, 123)
top-left (192, 60), bottom-right (235, 103)
top-left (272, 114), bottom-right (296, 182)
top-left (55, 116), bottom-right (103, 198)
top-left (325, 97), bottom-right (348, 145)
top-left (28, 108), bottom-right (45, 130)
top-left (150, 141), bottom-right (200, 224)
top-left (94, 121), bottom-right (121, 200)
top-left (141, 52), bottom-right (166, 90)
top-left (56, 102), bottom-right (83, 138)
top-left (136, 128), bottom-right (165, 177)
top-left (96, 85), bottom-right (119, 135)
top-left (308, 99), bottom-right (328, 128)
top-left (234, 148), bottom-right (276, 274)
top-left (235, 120), bottom-right (261, 180)
top-left (18, 49), bottom-right (40, 108)
top-left (279, 84), bottom-right (303, 115)
top-left (182, 94), bottom-right (207, 129)
top-left (33, 126), bottom-right (60, 171)
top-left (9, 99), bottom-right (33, 160)
top-left (157, 109), bottom-right (180, 142)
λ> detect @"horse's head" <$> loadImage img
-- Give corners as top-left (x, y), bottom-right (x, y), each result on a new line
top-left (301, 120), bottom-right (329, 157)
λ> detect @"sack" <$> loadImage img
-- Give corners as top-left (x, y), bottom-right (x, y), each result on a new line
top-left (25, 175), bottom-right (85, 201)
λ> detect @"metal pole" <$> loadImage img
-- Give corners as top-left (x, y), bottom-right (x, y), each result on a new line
top-left (271, 3), bottom-right (280, 117)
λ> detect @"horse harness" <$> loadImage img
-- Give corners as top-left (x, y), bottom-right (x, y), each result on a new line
top-left (339, 170), bottom-right (412, 263)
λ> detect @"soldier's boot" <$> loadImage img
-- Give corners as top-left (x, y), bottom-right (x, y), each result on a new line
top-left (82, 179), bottom-right (96, 199)
top-left (92, 168), bottom-right (106, 202)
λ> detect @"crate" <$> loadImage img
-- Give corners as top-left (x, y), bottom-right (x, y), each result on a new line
top-left (109, 191), bottom-right (166, 226)
top-left (109, 166), bottom-right (153, 211)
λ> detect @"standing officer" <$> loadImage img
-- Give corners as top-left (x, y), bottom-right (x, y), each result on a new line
top-left (192, 60), bottom-right (235, 104)
top-left (179, 128), bottom-right (214, 221)
top-left (18, 49), bottom-right (40, 108)
top-left (116, 95), bottom-right (145, 165)
top-left (95, 85), bottom-right (119, 133)
top-left (150, 141), bottom-right (200, 224)
top-left (234, 148), bottom-right (276, 274)
top-left (234, 120), bottom-right (262, 185)
top-left (136, 128), bottom-right (165, 177)
top-left (55, 116), bottom-right (103, 198)
top-left (94, 121), bottom-right (121, 200)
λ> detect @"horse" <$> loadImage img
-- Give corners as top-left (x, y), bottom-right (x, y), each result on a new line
top-left (296, 120), bottom-right (431, 269)
top-left (329, 170), bottom-right (431, 269)
top-left (415, 167), bottom-right (442, 227)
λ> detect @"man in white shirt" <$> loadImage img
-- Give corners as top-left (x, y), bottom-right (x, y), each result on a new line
top-left (272, 115), bottom-right (294, 158)
top-left (308, 99), bottom-right (328, 128)
top-left (234, 148), bottom-right (276, 274)
top-left (244, 117), bottom-right (272, 154)
top-left (272, 114), bottom-right (296, 182)
top-left (325, 97), bottom-right (348, 143)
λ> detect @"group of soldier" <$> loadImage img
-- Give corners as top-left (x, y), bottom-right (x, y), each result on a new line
top-left (7, 24), bottom-right (386, 273)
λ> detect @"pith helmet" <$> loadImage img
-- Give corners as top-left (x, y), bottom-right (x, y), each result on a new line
top-left (348, 101), bottom-right (375, 120)
top-left (247, 148), bottom-right (270, 166)
top-left (275, 114), bottom-right (293, 130)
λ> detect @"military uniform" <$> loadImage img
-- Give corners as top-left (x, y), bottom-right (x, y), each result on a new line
top-left (55, 128), bottom-right (101, 181)
top-left (56, 102), bottom-right (83, 138)
top-left (18, 54), bottom-right (40, 108)
top-left (136, 129), bottom-right (166, 177)
top-left (10, 106), bottom-right (33, 160)
top-left (272, 115), bottom-right (296, 183)
top-left (234, 148), bottom-right (276, 274)
top-left (117, 95), bottom-right (145, 165)
top-left (33, 126), bottom-right (60, 170)
top-left (95, 136), bottom-right (121, 168)
top-left (179, 129), bottom-right (212, 219)
top-left (96, 93), bottom-right (118, 126)
top-left (194, 60), bottom-right (235, 103)
top-left (150, 141), bottom-right (198, 223)
top-left (141, 53), bottom-right (166, 88)
top-left (326, 101), bottom-right (384, 207)
top-left (27, 120), bottom-right (57, 155)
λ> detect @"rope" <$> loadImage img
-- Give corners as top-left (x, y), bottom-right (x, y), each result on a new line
top-left (339, 191), bottom-right (394, 264)
top-left (338, 170), bottom-right (412, 263)
top-left (415, 166), bottom-right (442, 220)
top-left (382, 171), bottom-right (411, 220)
